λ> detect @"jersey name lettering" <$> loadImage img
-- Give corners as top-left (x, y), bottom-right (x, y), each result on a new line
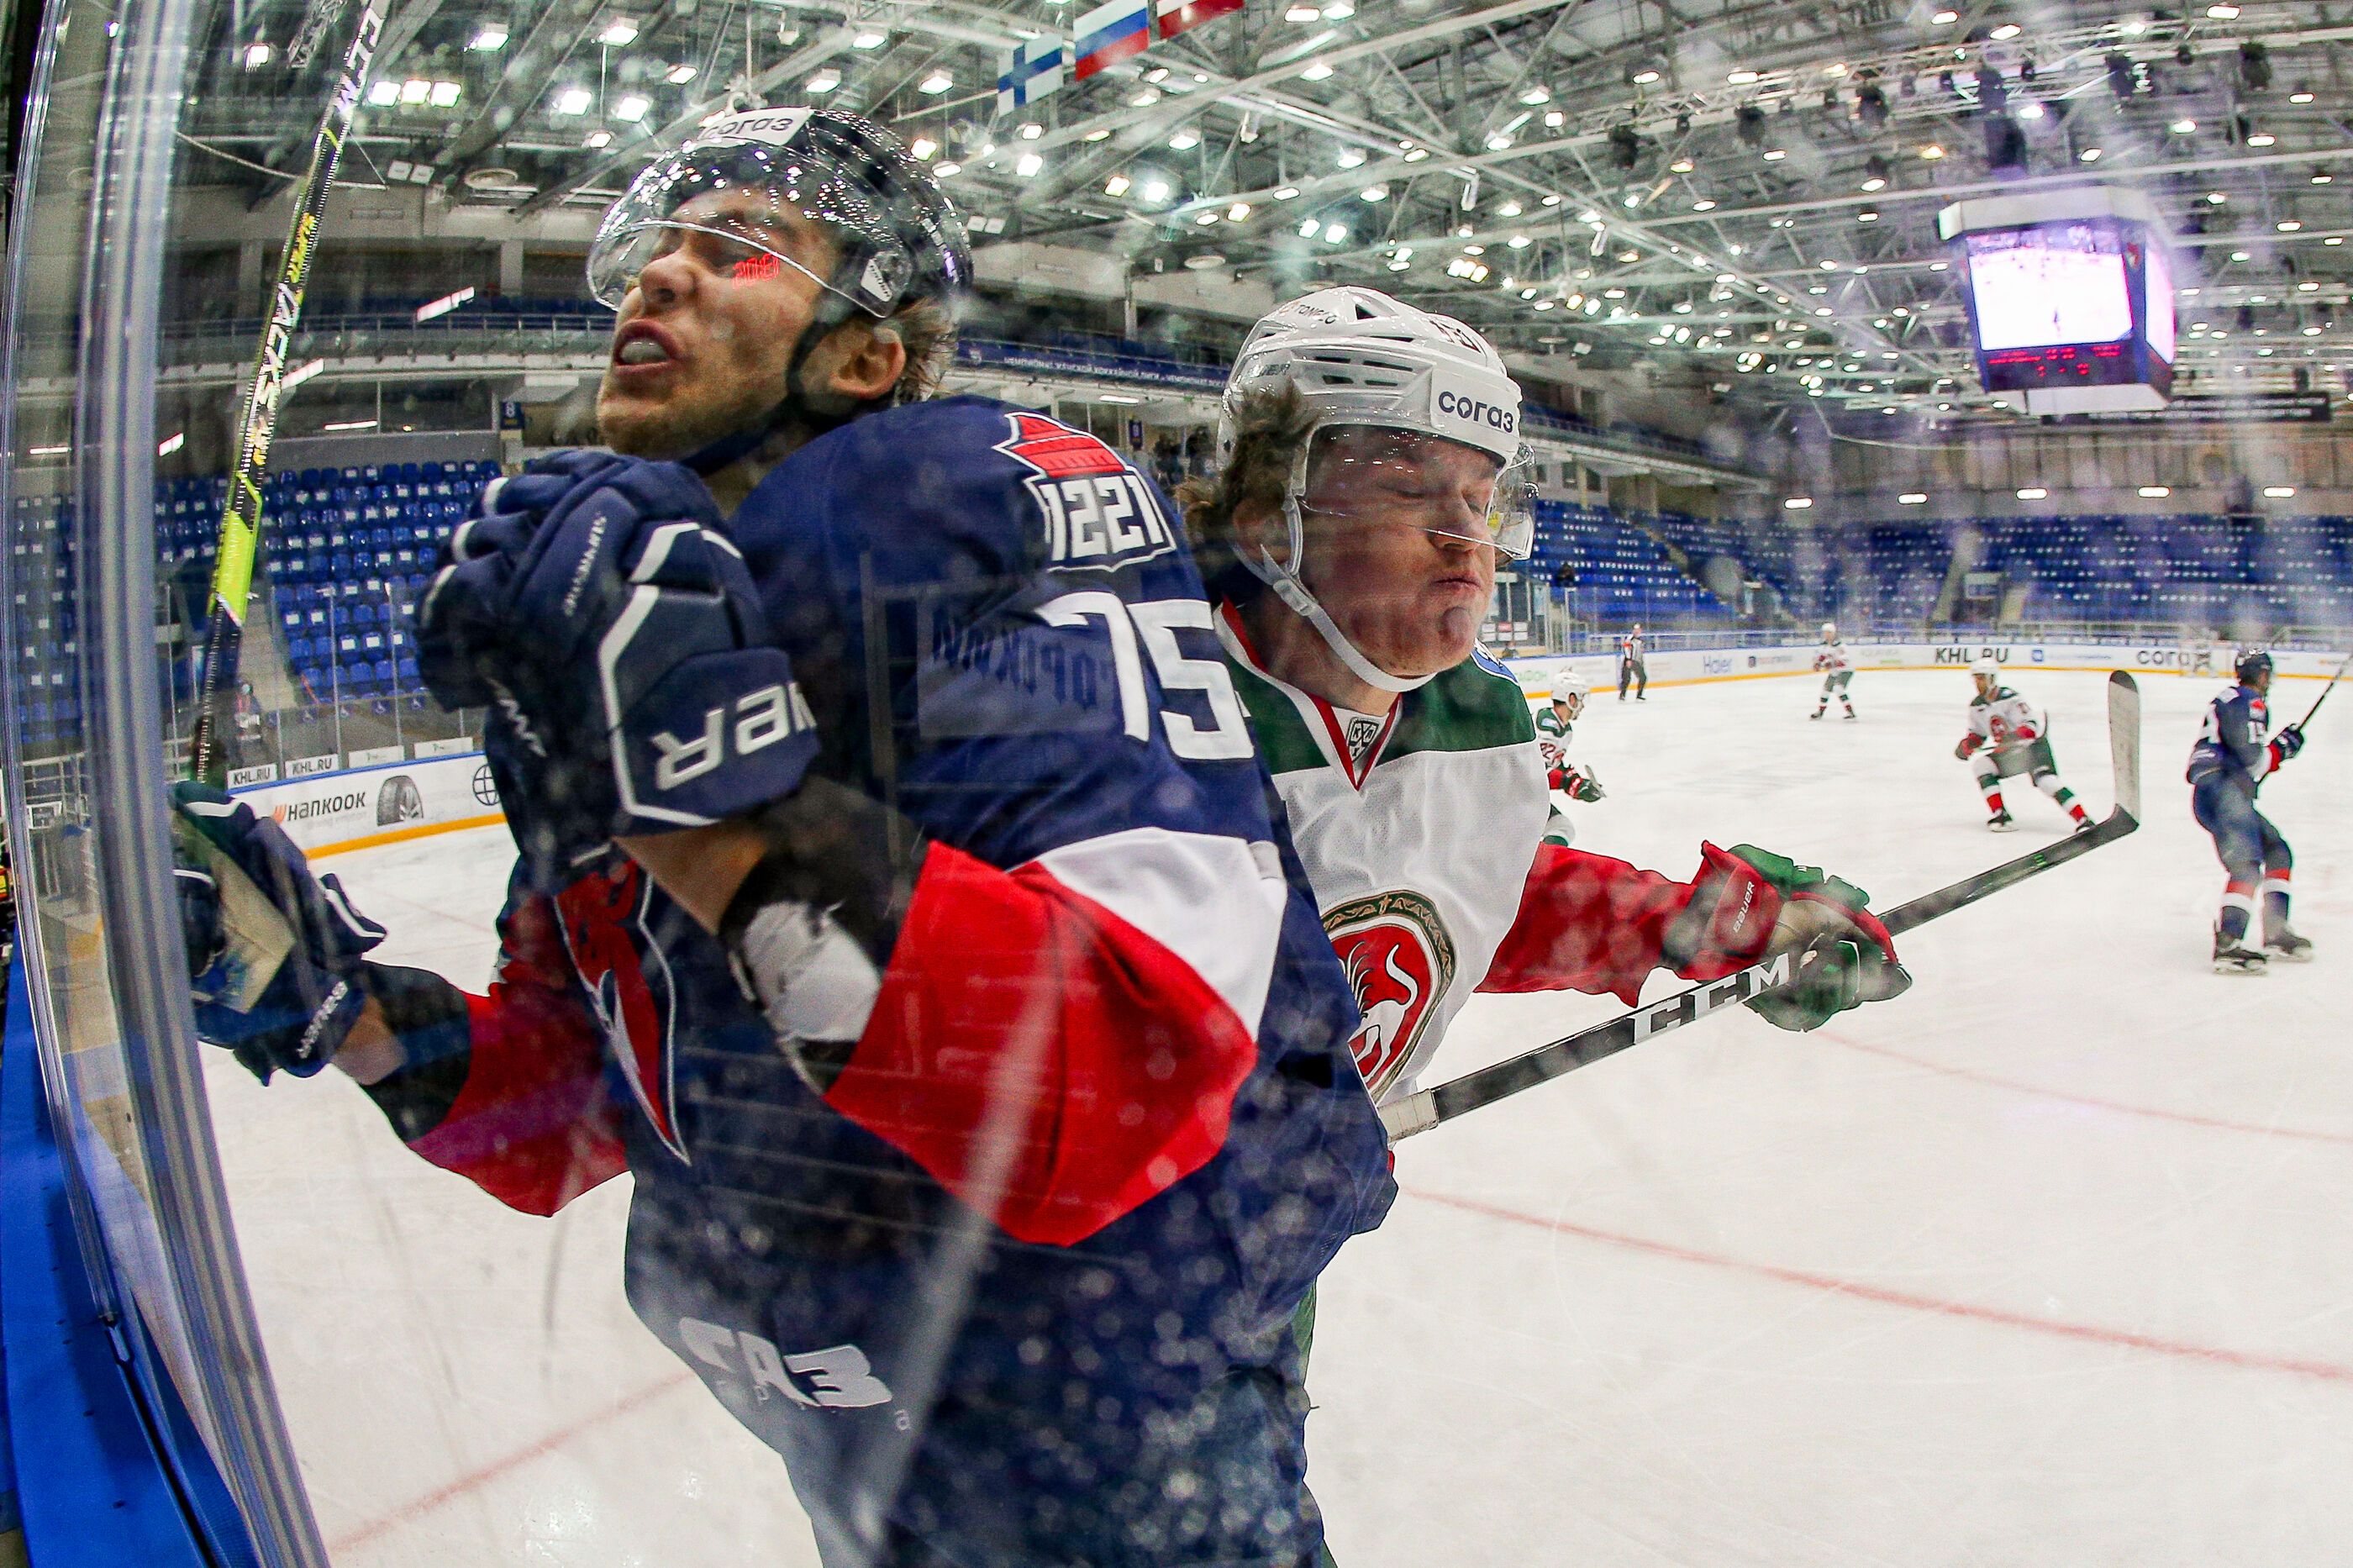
top-left (676, 1317), bottom-right (894, 1409)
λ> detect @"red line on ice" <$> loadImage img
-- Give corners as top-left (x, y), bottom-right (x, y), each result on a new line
top-left (1816, 1029), bottom-right (2353, 1149)
top-left (1413, 1187), bottom-right (2353, 1386)
top-left (324, 1369), bottom-right (697, 1555)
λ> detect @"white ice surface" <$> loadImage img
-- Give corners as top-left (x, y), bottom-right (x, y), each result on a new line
top-left (206, 667), bottom-right (2353, 1565)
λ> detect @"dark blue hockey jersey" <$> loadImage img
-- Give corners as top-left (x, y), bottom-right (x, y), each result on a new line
top-left (397, 397), bottom-right (1394, 1560)
top-left (2187, 682), bottom-right (2282, 792)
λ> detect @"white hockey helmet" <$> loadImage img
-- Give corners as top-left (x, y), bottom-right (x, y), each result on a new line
top-left (1219, 287), bottom-right (1535, 694)
top-left (1970, 655), bottom-right (2000, 678)
top-left (1552, 669), bottom-right (1590, 702)
top-left (1820, 621), bottom-right (1837, 639)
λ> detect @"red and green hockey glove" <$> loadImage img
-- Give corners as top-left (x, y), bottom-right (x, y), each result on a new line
top-left (1724, 845), bottom-right (1909, 1031)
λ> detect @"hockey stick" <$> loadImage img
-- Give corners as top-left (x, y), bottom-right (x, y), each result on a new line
top-left (2292, 647), bottom-right (2353, 733)
top-left (1380, 671), bottom-right (2143, 1143)
top-left (187, 3), bottom-right (382, 787)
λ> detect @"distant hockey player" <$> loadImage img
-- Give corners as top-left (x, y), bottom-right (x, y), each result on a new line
top-left (2187, 649), bottom-right (2309, 972)
top-left (1534, 673), bottom-right (1603, 804)
top-left (1179, 287), bottom-right (1910, 1122)
top-left (1810, 621), bottom-right (1856, 720)
top-left (1955, 658), bottom-right (2094, 834)
top-left (177, 110), bottom-right (1392, 1565)
top-left (1618, 622), bottom-right (1648, 700)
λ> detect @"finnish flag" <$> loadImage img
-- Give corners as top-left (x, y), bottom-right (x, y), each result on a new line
top-left (996, 38), bottom-right (1067, 114)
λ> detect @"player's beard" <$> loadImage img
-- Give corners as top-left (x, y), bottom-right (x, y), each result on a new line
top-left (596, 368), bottom-right (787, 461)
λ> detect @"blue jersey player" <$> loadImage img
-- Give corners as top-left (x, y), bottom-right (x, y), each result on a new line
top-left (2187, 650), bottom-right (2311, 972)
top-left (176, 108), bottom-right (1392, 1565)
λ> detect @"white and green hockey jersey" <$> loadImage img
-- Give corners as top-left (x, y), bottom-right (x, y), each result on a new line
top-left (1213, 611), bottom-right (1557, 1102)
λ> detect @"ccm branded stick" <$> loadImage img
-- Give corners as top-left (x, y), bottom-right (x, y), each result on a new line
top-left (187, 2), bottom-right (383, 787)
top-left (1381, 671), bottom-right (2144, 1143)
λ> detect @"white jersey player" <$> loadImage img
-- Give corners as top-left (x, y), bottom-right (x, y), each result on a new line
top-left (1810, 622), bottom-right (1856, 720)
top-left (1178, 287), bottom-right (1912, 1111)
top-left (1534, 671), bottom-right (1602, 818)
top-left (1956, 658), bottom-right (2093, 833)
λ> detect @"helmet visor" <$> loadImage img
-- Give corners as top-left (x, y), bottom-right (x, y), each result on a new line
top-left (1295, 425), bottom-right (1536, 559)
top-left (587, 129), bottom-right (916, 314)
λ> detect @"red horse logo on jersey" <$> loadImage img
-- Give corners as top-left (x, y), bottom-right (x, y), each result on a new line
top-left (555, 859), bottom-right (690, 1164)
top-left (1324, 890), bottom-right (1457, 1099)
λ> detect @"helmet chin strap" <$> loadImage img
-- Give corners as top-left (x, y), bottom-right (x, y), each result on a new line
top-left (1241, 495), bottom-right (1434, 696)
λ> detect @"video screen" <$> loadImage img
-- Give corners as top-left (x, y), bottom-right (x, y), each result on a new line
top-left (1966, 224), bottom-right (2135, 351)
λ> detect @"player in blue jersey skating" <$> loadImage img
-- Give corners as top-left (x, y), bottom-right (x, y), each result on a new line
top-left (175, 108), bottom-right (1392, 1566)
top-left (2188, 650), bottom-right (2311, 973)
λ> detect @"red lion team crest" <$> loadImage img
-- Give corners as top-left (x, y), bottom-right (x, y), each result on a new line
top-left (555, 859), bottom-right (690, 1164)
top-left (1324, 889), bottom-right (1456, 1099)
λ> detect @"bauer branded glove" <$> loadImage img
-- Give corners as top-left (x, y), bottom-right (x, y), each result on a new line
top-left (1724, 844), bottom-right (1909, 1032)
top-left (174, 784), bottom-right (471, 1086)
top-left (413, 450), bottom-right (819, 851)
top-left (1954, 734), bottom-right (1982, 760)
top-left (173, 782), bottom-right (384, 1080)
top-left (2270, 723), bottom-right (2305, 769)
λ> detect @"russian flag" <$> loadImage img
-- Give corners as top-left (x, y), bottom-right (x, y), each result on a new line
top-left (996, 38), bottom-right (1067, 114)
top-left (1155, 0), bottom-right (1244, 39)
top-left (1071, 0), bottom-right (1151, 79)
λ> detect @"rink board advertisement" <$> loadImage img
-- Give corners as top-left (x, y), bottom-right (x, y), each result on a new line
top-left (1505, 641), bottom-right (2347, 695)
top-left (227, 751), bottom-right (502, 856)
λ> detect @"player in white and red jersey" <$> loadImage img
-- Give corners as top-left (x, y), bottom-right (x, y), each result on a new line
top-left (1534, 672), bottom-right (1602, 806)
top-left (1179, 287), bottom-right (1912, 1113)
top-left (1956, 658), bottom-right (2093, 833)
top-left (1809, 621), bottom-right (1856, 720)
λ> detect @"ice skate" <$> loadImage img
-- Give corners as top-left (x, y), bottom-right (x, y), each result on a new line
top-left (1987, 809), bottom-right (2017, 833)
top-left (2214, 934), bottom-right (2270, 975)
top-left (1808, 709), bottom-right (1824, 720)
top-left (2264, 927), bottom-right (2314, 963)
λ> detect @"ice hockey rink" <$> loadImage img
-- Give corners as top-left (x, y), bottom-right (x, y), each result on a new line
top-left (202, 664), bottom-right (2352, 1566)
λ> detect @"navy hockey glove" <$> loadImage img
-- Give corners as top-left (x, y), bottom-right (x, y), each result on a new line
top-left (414, 451), bottom-right (819, 850)
top-left (2270, 724), bottom-right (2305, 769)
top-left (1723, 845), bottom-right (1910, 1033)
top-left (173, 783), bottom-right (383, 1081)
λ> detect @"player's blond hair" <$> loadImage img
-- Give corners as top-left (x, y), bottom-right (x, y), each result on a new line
top-left (1175, 381), bottom-right (1314, 582)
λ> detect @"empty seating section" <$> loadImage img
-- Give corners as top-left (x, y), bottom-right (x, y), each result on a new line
top-left (1645, 510), bottom-right (1746, 568)
top-left (1740, 518), bottom-right (1848, 624)
top-left (14, 445), bottom-right (2349, 756)
top-left (1972, 514), bottom-right (2353, 629)
top-left (12, 459), bottom-right (498, 746)
top-left (1650, 513), bottom-right (2353, 633)
top-left (1529, 501), bottom-right (1733, 628)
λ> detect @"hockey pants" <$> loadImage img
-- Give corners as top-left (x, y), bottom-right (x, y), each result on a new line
top-left (2192, 774), bottom-right (2291, 943)
top-left (1971, 737), bottom-right (2082, 821)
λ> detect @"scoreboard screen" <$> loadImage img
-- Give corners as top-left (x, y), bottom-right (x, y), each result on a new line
top-left (1962, 218), bottom-right (2174, 407)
